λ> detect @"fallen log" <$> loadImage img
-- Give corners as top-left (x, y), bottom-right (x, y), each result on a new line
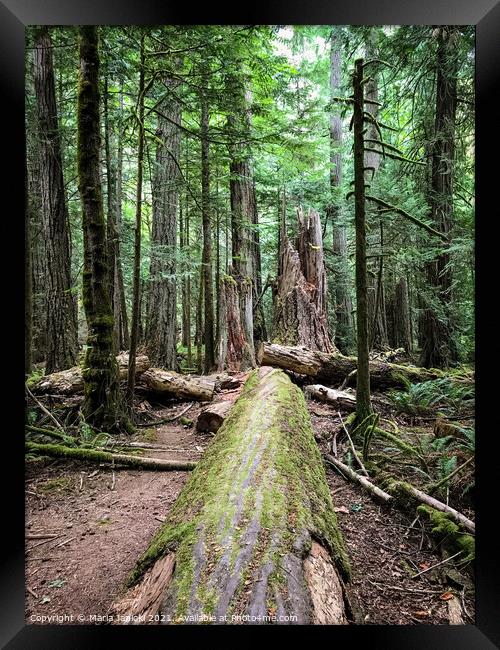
top-left (304, 385), bottom-right (357, 410)
top-left (324, 455), bottom-right (474, 559)
top-left (258, 342), bottom-right (443, 390)
top-left (324, 453), bottom-right (474, 534)
top-left (111, 367), bottom-right (351, 625)
top-left (139, 369), bottom-right (215, 402)
top-left (25, 442), bottom-right (196, 472)
top-left (31, 353), bottom-right (151, 395)
top-left (196, 401), bottom-right (233, 433)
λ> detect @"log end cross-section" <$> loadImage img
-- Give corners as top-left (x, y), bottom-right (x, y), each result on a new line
top-left (111, 367), bottom-right (350, 625)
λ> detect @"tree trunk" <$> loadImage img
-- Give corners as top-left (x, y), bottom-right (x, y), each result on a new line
top-left (111, 367), bottom-right (350, 624)
top-left (217, 272), bottom-right (254, 372)
top-left (127, 33), bottom-right (146, 400)
top-left (258, 342), bottom-right (444, 390)
top-left (77, 26), bottom-right (124, 431)
top-left (25, 156), bottom-right (33, 377)
top-left (34, 27), bottom-right (78, 374)
top-left (353, 58), bottom-right (372, 425)
top-left (147, 74), bottom-right (181, 369)
top-left (419, 27), bottom-right (459, 369)
top-left (329, 27), bottom-right (354, 354)
top-left (274, 208), bottom-right (336, 353)
top-left (115, 85), bottom-right (130, 350)
top-left (393, 277), bottom-right (412, 352)
top-left (200, 69), bottom-right (215, 373)
top-left (104, 75), bottom-right (117, 353)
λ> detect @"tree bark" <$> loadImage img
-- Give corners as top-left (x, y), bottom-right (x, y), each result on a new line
top-left (217, 272), bottom-right (254, 372)
top-left (25, 157), bottom-right (33, 376)
top-left (147, 72), bottom-right (181, 369)
top-left (103, 75), bottom-right (117, 353)
top-left (258, 342), bottom-right (444, 390)
top-left (274, 208), bottom-right (336, 353)
top-left (34, 27), bottom-right (78, 374)
top-left (393, 277), bottom-right (412, 352)
top-left (111, 367), bottom-right (350, 624)
top-left (419, 27), bottom-right (459, 369)
top-left (77, 26), bottom-right (123, 431)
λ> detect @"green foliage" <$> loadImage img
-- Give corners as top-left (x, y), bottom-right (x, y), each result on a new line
top-left (388, 378), bottom-right (474, 417)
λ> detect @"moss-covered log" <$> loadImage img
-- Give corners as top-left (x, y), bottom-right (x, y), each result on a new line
top-left (25, 442), bottom-right (196, 471)
top-left (111, 367), bottom-right (351, 625)
top-left (258, 342), bottom-right (443, 390)
top-left (30, 353), bottom-right (151, 395)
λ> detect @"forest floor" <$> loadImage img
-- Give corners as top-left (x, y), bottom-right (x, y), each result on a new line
top-left (25, 383), bottom-right (475, 626)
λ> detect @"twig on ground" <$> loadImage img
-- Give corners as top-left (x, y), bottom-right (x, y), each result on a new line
top-left (338, 411), bottom-right (369, 476)
top-left (26, 386), bottom-right (64, 431)
top-left (136, 402), bottom-right (194, 427)
top-left (411, 551), bottom-right (462, 579)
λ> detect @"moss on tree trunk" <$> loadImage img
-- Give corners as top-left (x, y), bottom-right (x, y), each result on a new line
top-left (112, 367), bottom-right (350, 624)
top-left (77, 26), bottom-right (125, 431)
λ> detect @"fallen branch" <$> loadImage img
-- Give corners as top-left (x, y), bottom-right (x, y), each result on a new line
top-left (26, 386), bottom-right (64, 431)
top-left (25, 442), bottom-right (196, 472)
top-left (337, 412), bottom-right (369, 476)
top-left (324, 454), bottom-right (391, 503)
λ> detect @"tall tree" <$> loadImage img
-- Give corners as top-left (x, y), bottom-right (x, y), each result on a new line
top-left (200, 65), bottom-right (215, 373)
top-left (329, 27), bottom-right (354, 354)
top-left (33, 27), bottom-right (78, 373)
top-left (77, 26), bottom-right (122, 430)
top-left (146, 71), bottom-right (181, 369)
top-left (419, 26), bottom-right (459, 368)
top-left (352, 58), bottom-right (373, 427)
top-left (127, 32), bottom-right (146, 399)
top-left (25, 157), bottom-right (33, 377)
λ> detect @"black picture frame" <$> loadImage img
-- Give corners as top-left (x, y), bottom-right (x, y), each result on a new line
top-left (1, 0), bottom-right (498, 646)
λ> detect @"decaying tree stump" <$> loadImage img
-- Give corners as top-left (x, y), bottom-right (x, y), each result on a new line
top-left (258, 342), bottom-right (444, 390)
top-left (111, 367), bottom-right (350, 625)
top-left (217, 273), bottom-right (255, 372)
top-left (273, 208), bottom-right (336, 353)
top-left (196, 401), bottom-right (233, 433)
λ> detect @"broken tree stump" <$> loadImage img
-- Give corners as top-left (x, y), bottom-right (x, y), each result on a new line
top-left (196, 401), bottom-right (233, 433)
top-left (273, 208), bottom-right (336, 354)
top-left (258, 342), bottom-right (444, 390)
top-left (111, 367), bottom-right (351, 625)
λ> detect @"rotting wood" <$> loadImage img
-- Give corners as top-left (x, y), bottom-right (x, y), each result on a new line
top-left (258, 342), bottom-right (444, 390)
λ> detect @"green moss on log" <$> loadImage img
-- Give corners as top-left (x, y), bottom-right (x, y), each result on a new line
top-left (124, 368), bottom-right (350, 621)
top-left (417, 505), bottom-right (474, 562)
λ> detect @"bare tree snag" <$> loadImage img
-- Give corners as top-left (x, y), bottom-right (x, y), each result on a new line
top-left (217, 272), bottom-right (255, 372)
top-left (258, 343), bottom-right (444, 390)
top-left (196, 401), bottom-right (232, 433)
top-left (273, 208), bottom-right (336, 353)
top-left (111, 367), bottom-right (350, 625)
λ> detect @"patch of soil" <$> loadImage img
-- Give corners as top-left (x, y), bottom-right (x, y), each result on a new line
top-left (25, 402), bottom-right (213, 625)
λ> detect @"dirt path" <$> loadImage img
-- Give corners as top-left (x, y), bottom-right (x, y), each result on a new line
top-left (25, 395), bottom-right (474, 626)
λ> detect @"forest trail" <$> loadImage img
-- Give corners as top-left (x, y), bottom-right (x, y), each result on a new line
top-left (25, 392), bottom-right (474, 626)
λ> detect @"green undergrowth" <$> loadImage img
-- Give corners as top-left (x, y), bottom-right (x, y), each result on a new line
top-left (125, 368), bottom-right (350, 620)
